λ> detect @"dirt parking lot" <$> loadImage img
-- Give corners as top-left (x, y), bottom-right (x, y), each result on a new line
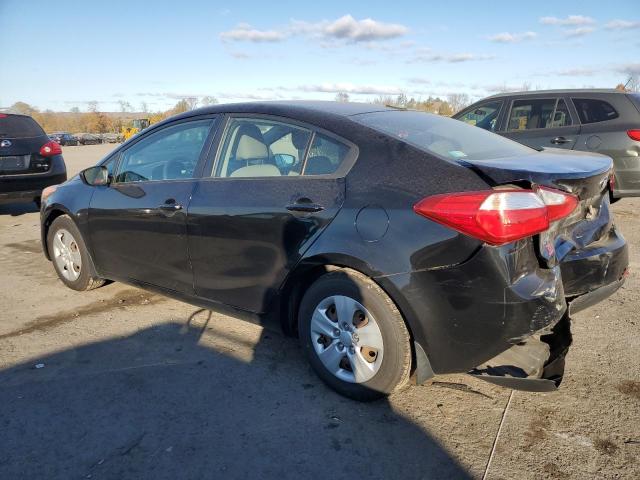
top-left (0, 144), bottom-right (639, 479)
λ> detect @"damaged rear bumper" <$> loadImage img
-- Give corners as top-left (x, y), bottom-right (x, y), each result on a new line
top-left (469, 315), bottom-right (572, 392)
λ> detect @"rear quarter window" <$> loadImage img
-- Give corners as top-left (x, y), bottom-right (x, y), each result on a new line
top-left (572, 98), bottom-right (619, 124)
top-left (0, 114), bottom-right (46, 138)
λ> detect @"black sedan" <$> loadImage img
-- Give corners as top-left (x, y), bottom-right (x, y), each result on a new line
top-left (49, 132), bottom-right (79, 146)
top-left (39, 101), bottom-right (628, 400)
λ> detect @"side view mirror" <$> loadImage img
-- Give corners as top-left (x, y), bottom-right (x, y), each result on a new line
top-left (80, 165), bottom-right (109, 186)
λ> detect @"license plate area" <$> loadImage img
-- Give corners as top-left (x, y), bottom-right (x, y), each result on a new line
top-left (0, 155), bottom-right (31, 173)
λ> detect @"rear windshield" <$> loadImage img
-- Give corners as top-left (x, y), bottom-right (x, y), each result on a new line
top-left (0, 114), bottom-right (45, 138)
top-left (353, 110), bottom-right (533, 161)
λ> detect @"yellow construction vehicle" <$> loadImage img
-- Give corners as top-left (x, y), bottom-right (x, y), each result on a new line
top-left (121, 118), bottom-right (151, 141)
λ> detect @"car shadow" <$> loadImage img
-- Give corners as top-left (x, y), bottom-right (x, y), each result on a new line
top-left (0, 313), bottom-right (473, 479)
top-left (0, 201), bottom-right (39, 217)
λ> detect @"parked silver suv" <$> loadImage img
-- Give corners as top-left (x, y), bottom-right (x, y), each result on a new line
top-left (454, 89), bottom-right (640, 199)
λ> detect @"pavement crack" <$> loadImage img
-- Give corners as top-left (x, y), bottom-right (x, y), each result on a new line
top-left (431, 381), bottom-right (494, 399)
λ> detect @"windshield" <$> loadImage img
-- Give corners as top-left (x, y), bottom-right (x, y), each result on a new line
top-left (352, 110), bottom-right (534, 161)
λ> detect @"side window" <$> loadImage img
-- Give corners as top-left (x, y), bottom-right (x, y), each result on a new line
top-left (508, 99), bottom-right (559, 131)
top-left (457, 101), bottom-right (503, 132)
top-left (215, 118), bottom-right (311, 178)
top-left (102, 156), bottom-right (118, 178)
top-left (549, 99), bottom-right (572, 128)
top-left (114, 120), bottom-right (212, 183)
top-left (303, 134), bottom-right (350, 176)
top-left (572, 98), bottom-right (619, 124)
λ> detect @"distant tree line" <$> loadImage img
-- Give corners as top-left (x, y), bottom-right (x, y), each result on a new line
top-left (4, 96), bottom-right (219, 134)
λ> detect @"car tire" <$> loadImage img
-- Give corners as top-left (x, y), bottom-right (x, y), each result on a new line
top-left (47, 215), bottom-right (105, 291)
top-left (298, 268), bottom-right (412, 401)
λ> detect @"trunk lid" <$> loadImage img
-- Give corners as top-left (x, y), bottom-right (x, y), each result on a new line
top-left (460, 148), bottom-right (612, 199)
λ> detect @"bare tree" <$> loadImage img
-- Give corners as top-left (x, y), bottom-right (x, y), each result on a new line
top-left (140, 102), bottom-right (149, 113)
top-left (184, 97), bottom-right (199, 110)
top-left (335, 92), bottom-right (350, 103)
top-left (200, 96), bottom-right (218, 106)
top-left (118, 100), bottom-right (133, 113)
top-left (87, 101), bottom-right (99, 113)
top-left (624, 75), bottom-right (639, 92)
top-left (447, 93), bottom-right (470, 114)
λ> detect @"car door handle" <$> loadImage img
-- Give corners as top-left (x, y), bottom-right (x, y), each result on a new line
top-left (550, 136), bottom-right (571, 145)
top-left (157, 199), bottom-right (183, 215)
top-left (286, 200), bottom-right (324, 213)
top-left (158, 204), bottom-right (182, 211)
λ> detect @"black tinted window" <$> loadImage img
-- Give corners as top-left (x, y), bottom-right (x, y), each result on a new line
top-left (0, 114), bottom-right (45, 138)
top-left (304, 134), bottom-right (350, 175)
top-left (354, 110), bottom-right (532, 161)
top-left (572, 98), bottom-right (619, 124)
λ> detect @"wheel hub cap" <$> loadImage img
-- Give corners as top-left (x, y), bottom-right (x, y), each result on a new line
top-left (310, 295), bottom-right (384, 384)
top-left (52, 228), bottom-right (82, 282)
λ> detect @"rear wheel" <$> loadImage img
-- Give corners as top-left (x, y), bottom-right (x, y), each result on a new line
top-left (298, 268), bottom-right (412, 401)
top-left (47, 215), bottom-right (105, 291)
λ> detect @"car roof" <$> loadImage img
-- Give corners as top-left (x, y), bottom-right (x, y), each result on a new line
top-left (485, 88), bottom-right (625, 99)
top-left (169, 100), bottom-right (393, 125)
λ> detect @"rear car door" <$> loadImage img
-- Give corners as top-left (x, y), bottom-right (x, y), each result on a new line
top-left (88, 116), bottom-right (217, 293)
top-left (187, 115), bottom-right (354, 313)
top-left (501, 97), bottom-right (580, 150)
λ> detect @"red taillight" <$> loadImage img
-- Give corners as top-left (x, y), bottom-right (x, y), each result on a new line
top-left (628, 129), bottom-right (640, 141)
top-left (0, 114), bottom-right (7, 118)
top-left (39, 141), bottom-right (62, 157)
top-left (609, 173), bottom-right (615, 193)
top-left (414, 186), bottom-right (578, 246)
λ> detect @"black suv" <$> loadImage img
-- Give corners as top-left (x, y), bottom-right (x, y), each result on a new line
top-left (0, 113), bottom-right (67, 207)
top-left (453, 89), bottom-right (640, 199)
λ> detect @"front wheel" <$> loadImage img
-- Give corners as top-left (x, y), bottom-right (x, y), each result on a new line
top-left (47, 215), bottom-right (105, 291)
top-left (298, 268), bottom-right (412, 401)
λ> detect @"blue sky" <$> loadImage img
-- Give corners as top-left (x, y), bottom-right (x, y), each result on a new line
top-left (1, 0), bottom-right (638, 111)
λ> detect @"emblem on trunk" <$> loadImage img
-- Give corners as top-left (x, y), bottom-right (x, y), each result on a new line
top-left (0, 140), bottom-right (11, 147)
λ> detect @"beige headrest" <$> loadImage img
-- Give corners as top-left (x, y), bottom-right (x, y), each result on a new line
top-left (230, 164), bottom-right (281, 178)
top-left (237, 133), bottom-right (268, 161)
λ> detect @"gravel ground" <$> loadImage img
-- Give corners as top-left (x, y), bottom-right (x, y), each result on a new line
top-left (0, 144), bottom-right (638, 479)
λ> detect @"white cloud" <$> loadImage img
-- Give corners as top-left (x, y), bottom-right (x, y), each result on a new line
top-left (605, 19), bottom-right (640, 30)
top-left (617, 63), bottom-right (640, 76)
top-left (321, 14), bottom-right (408, 42)
top-left (297, 83), bottom-right (405, 95)
top-left (219, 23), bottom-right (287, 42)
top-left (564, 26), bottom-right (596, 37)
top-left (488, 31), bottom-right (537, 43)
top-left (540, 15), bottom-right (596, 26)
top-left (408, 51), bottom-right (495, 63)
top-left (221, 15), bottom-right (409, 44)
top-left (555, 67), bottom-right (598, 76)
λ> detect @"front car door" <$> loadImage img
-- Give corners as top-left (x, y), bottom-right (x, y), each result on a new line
top-left (187, 115), bottom-right (355, 313)
top-left (501, 96), bottom-right (580, 149)
top-left (455, 99), bottom-right (505, 133)
top-left (88, 117), bottom-right (217, 293)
